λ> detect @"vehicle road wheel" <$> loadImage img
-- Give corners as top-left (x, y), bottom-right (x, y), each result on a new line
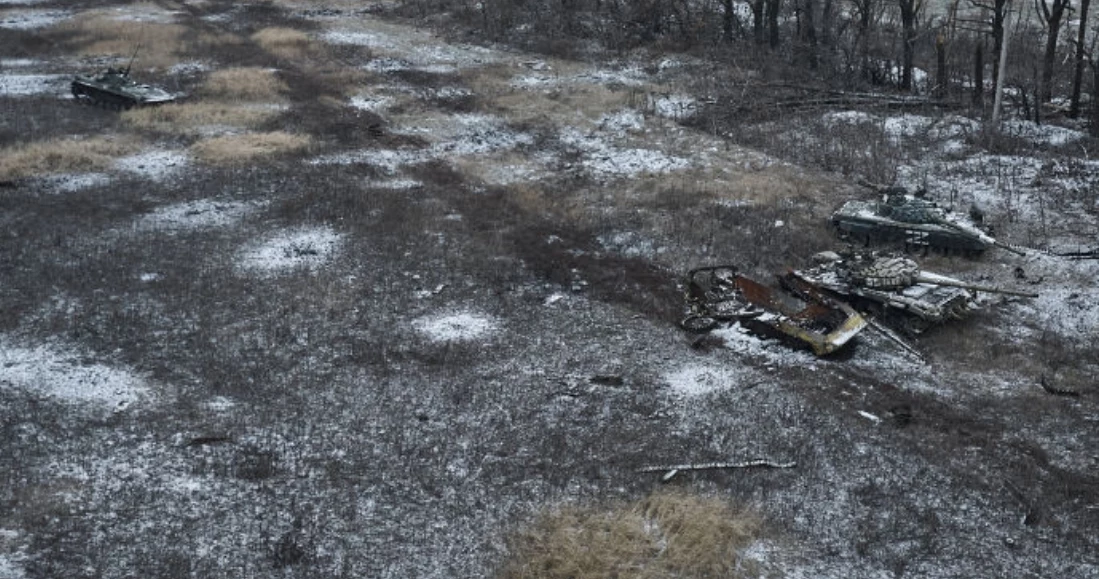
top-left (680, 315), bottom-right (718, 334)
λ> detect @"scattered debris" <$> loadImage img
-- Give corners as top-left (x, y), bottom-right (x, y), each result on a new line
top-left (639, 460), bottom-right (797, 482)
top-left (857, 410), bottom-right (882, 423)
top-left (1039, 375), bottom-right (1080, 397)
top-left (680, 265), bottom-right (866, 357)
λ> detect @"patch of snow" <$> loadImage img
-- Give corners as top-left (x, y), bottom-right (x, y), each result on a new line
top-left (711, 324), bottom-right (818, 366)
top-left (167, 61), bottom-right (211, 75)
top-left (364, 178), bottom-right (422, 190)
top-left (560, 127), bottom-right (690, 178)
top-left (0, 58), bottom-right (35, 67)
top-left (350, 93), bottom-right (394, 113)
top-left (0, 554), bottom-right (26, 579)
top-left (1001, 119), bottom-right (1083, 147)
top-left (0, 9), bottom-right (69, 29)
top-left (204, 395), bottom-right (237, 412)
top-left (0, 0), bottom-right (50, 4)
top-left (0, 73), bottom-right (67, 96)
top-left (236, 226), bottom-right (343, 275)
top-left (315, 114), bottom-right (533, 173)
top-left (0, 340), bottom-right (148, 411)
top-left (883, 114), bottom-right (934, 143)
top-left (663, 362), bottom-right (751, 396)
top-left (651, 93), bottom-right (697, 119)
top-left (114, 150), bottom-right (189, 181)
top-left (598, 231), bottom-right (663, 258)
top-left (139, 199), bottom-right (258, 231)
top-left (105, 4), bottom-right (180, 23)
top-left (599, 109), bottom-right (644, 135)
top-left (38, 172), bottom-right (112, 193)
top-left (138, 272), bottom-right (160, 282)
top-left (311, 147), bottom-right (429, 173)
top-left (413, 311), bottom-right (499, 343)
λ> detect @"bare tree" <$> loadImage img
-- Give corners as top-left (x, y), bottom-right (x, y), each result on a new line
top-left (1035, 0), bottom-right (1072, 103)
top-left (1069, 0), bottom-right (1091, 115)
top-left (898, 0), bottom-right (924, 90)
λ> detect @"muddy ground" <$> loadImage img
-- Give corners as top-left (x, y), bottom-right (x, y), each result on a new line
top-left (1, 0), bottom-right (1097, 577)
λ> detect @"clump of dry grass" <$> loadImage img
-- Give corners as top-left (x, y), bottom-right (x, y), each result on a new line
top-left (55, 8), bottom-right (186, 70)
top-left (189, 132), bottom-right (312, 164)
top-left (251, 27), bottom-right (317, 61)
top-left (0, 136), bottom-right (139, 181)
top-left (124, 68), bottom-right (292, 134)
top-left (499, 490), bottom-right (762, 579)
top-left (122, 102), bottom-right (286, 133)
top-left (199, 67), bottom-right (289, 101)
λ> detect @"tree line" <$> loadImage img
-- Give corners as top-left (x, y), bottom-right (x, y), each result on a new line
top-left (402, 0), bottom-right (1098, 128)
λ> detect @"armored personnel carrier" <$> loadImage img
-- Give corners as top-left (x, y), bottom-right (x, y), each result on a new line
top-left (784, 252), bottom-right (1037, 334)
top-left (681, 265), bottom-right (867, 356)
top-left (71, 59), bottom-right (178, 110)
top-left (831, 189), bottom-right (1023, 256)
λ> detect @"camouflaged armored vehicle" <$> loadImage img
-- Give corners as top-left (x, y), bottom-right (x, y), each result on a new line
top-left (831, 189), bottom-right (1023, 256)
top-left (71, 59), bottom-right (178, 110)
top-left (784, 252), bottom-right (1037, 334)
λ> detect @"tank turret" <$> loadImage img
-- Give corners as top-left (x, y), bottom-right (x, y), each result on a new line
top-left (831, 189), bottom-right (1024, 256)
top-left (783, 252), bottom-right (1037, 334)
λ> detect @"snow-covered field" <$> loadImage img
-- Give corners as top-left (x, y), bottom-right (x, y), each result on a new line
top-left (1, 1), bottom-right (1097, 578)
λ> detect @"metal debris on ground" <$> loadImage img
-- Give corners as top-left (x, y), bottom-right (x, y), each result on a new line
top-left (680, 265), bottom-right (866, 356)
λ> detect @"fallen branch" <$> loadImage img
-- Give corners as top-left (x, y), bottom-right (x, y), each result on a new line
top-left (638, 460), bottom-right (796, 482)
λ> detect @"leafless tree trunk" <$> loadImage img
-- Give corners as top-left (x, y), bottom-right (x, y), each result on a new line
top-left (1070, 0), bottom-right (1090, 116)
top-left (767, 0), bottom-right (782, 48)
top-left (1035, 0), bottom-right (1071, 103)
top-left (898, 0), bottom-right (923, 90)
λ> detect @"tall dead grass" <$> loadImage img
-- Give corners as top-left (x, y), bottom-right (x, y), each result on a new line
top-left (199, 67), bottom-right (289, 101)
top-left (499, 490), bottom-right (762, 579)
top-left (55, 8), bottom-right (186, 70)
top-left (0, 136), bottom-right (139, 181)
top-left (189, 132), bottom-right (312, 164)
top-left (124, 68), bottom-right (290, 133)
top-left (251, 27), bottom-right (318, 61)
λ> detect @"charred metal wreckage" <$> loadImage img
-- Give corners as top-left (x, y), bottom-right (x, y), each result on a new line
top-left (680, 265), bottom-right (867, 357)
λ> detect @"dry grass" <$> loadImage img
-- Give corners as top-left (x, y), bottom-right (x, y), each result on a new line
top-left (0, 136), bottom-right (139, 181)
top-left (251, 27), bottom-right (319, 61)
top-left (56, 8), bottom-right (187, 70)
top-left (189, 132), bottom-right (312, 164)
top-left (499, 490), bottom-right (762, 579)
top-left (122, 102), bottom-right (286, 133)
top-left (199, 67), bottom-right (289, 101)
top-left (124, 68), bottom-right (292, 134)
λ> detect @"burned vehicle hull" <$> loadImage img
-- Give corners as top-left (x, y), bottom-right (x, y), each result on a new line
top-left (71, 68), bottom-right (178, 110)
top-left (785, 253), bottom-right (1037, 334)
top-left (681, 265), bottom-right (867, 356)
top-left (831, 192), bottom-right (1021, 255)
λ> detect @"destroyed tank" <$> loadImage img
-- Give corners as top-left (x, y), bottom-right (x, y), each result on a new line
top-left (831, 189), bottom-right (1023, 256)
top-left (681, 265), bottom-right (867, 356)
top-left (71, 54), bottom-right (178, 110)
top-left (783, 252), bottom-right (1038, 334)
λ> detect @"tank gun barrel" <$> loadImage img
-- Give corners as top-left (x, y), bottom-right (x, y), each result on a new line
top-left (913, 272), bottom-right (1038, 297)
